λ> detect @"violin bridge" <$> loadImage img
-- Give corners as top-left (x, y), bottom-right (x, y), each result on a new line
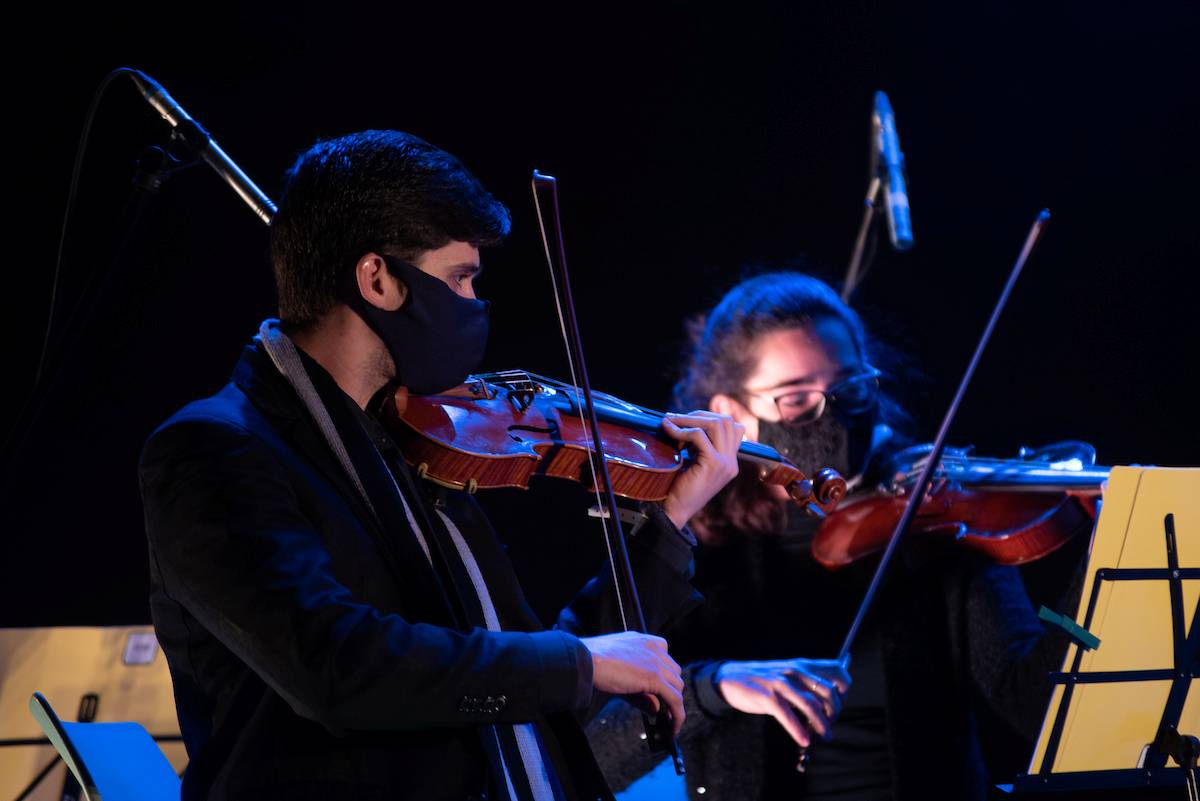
top-left (507, 386), bottom-right (535, 414)
top-left (466, 376), bottom-right (494, 399)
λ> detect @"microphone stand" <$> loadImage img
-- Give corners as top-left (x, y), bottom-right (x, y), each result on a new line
top-left (5, 141), bottom-right (209, 482)
top-left (6, 70), bottom-right (274, 478)
top-left (842, 90), bottom-right (912, 303)
top-left (841, 174), bottom-right (882, 303)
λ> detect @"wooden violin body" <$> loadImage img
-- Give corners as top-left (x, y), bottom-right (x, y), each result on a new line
top-left (379, 370), bottom-right (847, 515)
top-left (812, 442), bottom-right (1108, 569)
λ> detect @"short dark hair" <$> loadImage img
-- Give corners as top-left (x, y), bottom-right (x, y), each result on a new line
top-left (269, 130), bottom-right (511, 327)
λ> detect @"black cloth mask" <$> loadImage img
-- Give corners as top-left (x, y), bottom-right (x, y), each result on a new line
top-left (344, 255), bottom-right (489, 395)
top-left (757, 406), bottom-right (878, 481)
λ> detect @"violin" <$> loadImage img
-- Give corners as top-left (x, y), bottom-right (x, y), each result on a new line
top-left (379, 369), bottom-right (848, 516)
top-left (812, 441), bottom-right (1107, 569)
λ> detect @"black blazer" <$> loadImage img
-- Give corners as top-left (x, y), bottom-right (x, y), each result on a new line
top-left (140, 339), bottom-right (700, 801)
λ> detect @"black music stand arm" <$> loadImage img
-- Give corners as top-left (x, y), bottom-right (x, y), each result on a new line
top-left (1007, 513), bottom-right (1200, 796)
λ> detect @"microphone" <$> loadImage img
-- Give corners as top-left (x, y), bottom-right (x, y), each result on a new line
top-left (128, 70), bottom-right (277, 224)
top-left (872, 91), bottom-right (913, 251)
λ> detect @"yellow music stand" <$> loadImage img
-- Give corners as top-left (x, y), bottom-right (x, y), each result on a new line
top-left (0, 626), bottom-right (186, 801)
top-left (1007, 466), bottom-right (1200, 798)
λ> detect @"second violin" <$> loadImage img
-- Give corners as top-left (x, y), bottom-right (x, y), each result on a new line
top-left (812, 441), bottom-right (1107, 569)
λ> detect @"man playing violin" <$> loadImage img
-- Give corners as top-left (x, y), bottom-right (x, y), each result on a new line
top-left (138, 130), bottom-right (745, 801)
top-left (589, 271), bottom-right (1085, 801)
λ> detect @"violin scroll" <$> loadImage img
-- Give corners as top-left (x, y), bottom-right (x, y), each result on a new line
top-left (814, 468), bottom-right (849, 512)
top-left (788, 468), bottom-right (849, 518)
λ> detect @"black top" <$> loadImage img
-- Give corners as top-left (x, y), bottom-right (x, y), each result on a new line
top-left (761, 507), bottom-right (892, 800)
top-left (587, 493), bottom-right (1086, 801)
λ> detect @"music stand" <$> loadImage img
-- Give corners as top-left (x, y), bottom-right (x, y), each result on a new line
top-left (0, 625), bottom-right (186, 801)
top-left (1002, 467), bottom-right (1200, 800)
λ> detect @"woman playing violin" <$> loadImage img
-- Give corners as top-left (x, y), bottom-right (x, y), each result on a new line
top-left (588, 271), bottom-right (1087, 801)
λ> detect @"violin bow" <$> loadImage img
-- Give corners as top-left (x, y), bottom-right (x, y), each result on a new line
top-left (530, 171), bottom-right (686, 774)
top-left (799, 209), bottom-right (1052, 771)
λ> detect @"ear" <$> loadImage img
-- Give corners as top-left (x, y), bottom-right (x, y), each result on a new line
top-left (710, 392), bottom-right (759, 442)
top-left (355, 252), bottom-right (407, 311)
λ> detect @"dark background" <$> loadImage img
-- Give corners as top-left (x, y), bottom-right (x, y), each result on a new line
top-left (3, 0), bottom-right (1196, 705)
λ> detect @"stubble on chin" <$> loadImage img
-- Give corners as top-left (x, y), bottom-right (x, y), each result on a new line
top-left (365, 341), bottom-right (397, 394)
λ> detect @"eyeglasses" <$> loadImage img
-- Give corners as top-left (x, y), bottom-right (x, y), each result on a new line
top-left (745, 366), bottom-right (882, 424)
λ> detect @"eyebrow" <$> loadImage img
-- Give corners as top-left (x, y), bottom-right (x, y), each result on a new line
top-left (756, 366), bottom-right (863, 393)
top-left (756, 374), bottom-right (824, 392)
top-left (448, 262), bottom-right (482, 276)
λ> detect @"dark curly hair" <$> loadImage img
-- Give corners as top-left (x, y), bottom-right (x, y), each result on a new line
top-left (673, 271), bottom-right (911, 542)
top-left (270, 130), bottom-right (511, 327)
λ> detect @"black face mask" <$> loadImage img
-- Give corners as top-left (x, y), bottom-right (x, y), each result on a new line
top-left (757, 406), bottom-right (878, 481)
top-left (344, 255), bottom-right (489, 395)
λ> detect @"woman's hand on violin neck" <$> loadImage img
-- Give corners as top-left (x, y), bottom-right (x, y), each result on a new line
top-left (660, 411), bottom-right (744, 529)
top-left (581, 632), bottom-right (685, 736)
top-left (714, 658), bottom-right (852, 747)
